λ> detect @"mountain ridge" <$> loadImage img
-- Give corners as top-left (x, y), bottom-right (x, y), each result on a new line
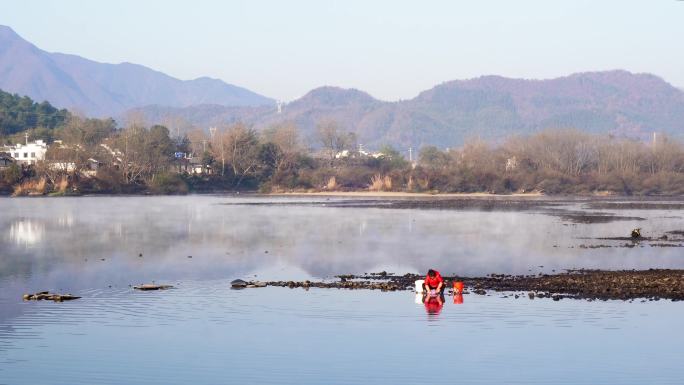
top-left (3, 25), bottom-right (684, 149)
top-left (0, 25), bottom-right (274, 117)
top-left (130, 70), bottom-right (684, 149)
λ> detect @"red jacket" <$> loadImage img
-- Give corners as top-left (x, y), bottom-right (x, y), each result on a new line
top-left (425, 270), bottom-right (444, 288)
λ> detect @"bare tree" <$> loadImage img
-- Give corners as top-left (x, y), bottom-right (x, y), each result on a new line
top-left (111, 124), bottom-right (174, 184)
top-left (261, 123), bottom-right (304, 179)
top-left (210, 123), bottom-right (260, 187)
top-left (317, 120), bottom-right (354, 166)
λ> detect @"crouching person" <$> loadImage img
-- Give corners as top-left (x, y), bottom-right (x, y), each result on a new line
top-left (422, 269), bottom-right (445, 295)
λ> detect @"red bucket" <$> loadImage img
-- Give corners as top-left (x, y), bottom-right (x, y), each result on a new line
top-left (453, 281), bottom-right (464, 294)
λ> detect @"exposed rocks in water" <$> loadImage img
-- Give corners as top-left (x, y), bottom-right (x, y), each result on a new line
top-left (231, 279), bottom-right (267, 289)
top-left (226, 199), bottom-right (652, 224)
top-left (134, 284), bottom-right (174, 291)
top-left (584, 230), bottom-right (684, 248)
top-left (556, 212), bottom-right (645, 224)
top-left (266, 279), bottom-right (405, 292)
top-left (23, 291), bottom-right (81, 302)
top-left (587, 202), bottom-right (684, 210)
top-left (262, 270), bottom-right (684, 301)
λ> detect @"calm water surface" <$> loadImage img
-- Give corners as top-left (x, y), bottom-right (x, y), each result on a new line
top-left (1, 196), bottom-right (683, 384)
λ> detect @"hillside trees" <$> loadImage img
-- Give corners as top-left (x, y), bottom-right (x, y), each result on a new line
top-left (0, 89), bottom-right (69, 136)
top-left (56, 116), bottom-right (116, 148)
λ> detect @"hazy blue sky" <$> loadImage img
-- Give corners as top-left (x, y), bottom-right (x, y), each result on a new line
top-left (2, 0), bottom-right (683, 101)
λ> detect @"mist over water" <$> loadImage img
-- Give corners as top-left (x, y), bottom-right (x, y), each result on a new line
top-left (1, 195), bottom-right (683, 285)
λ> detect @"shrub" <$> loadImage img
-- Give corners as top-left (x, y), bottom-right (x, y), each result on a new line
top-left (3, 163), bottom-right (22, 185)
top-left (148, 173), bottom-right (188, 194)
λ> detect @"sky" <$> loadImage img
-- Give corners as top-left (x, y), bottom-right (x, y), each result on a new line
top-left (2, 0), bottom-right (683, 101)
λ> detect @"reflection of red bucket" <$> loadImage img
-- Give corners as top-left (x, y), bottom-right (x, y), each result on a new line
top-left (453, 294), bottom-right (464, 304)
top-left (453, 281), bottom-right (464, 294)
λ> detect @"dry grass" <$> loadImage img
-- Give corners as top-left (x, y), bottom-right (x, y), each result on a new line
top-left (57, 177), bottom-right (69, 193)
top-left (369, 174), bottom-right (392, 191)
top-left (13, 178), bottom-right (47, 196)
top-left (417, 177), bottom-right (430, 190)
top-left (325, 176), bottom-right (338, 191)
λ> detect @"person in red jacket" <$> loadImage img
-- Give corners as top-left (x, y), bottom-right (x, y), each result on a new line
top-left (422, 269), bottom-right (445, 295)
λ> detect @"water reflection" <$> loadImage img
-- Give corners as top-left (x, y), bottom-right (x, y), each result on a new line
top-left (423, 292), bottom-right (445, 315)
top-left (8, 220), bottom-right (44, 246)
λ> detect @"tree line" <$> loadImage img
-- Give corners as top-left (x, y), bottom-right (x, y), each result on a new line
top-left (2, 100), bottom-right (684, 195)
top-left (415, 130), bottom-right (684, 195)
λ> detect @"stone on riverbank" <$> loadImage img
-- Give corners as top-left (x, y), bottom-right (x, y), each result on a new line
top-left (134, 284), bottom-right (174, 291)
top-left (23, 291), bottom-right (81, 302)
top-left (232, 279), bottom-right (267, 288)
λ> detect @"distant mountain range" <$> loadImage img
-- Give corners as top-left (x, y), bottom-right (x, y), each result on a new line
top-left (2, 24), bottom-right (684, 149)
top-left (0, 25), bottom-right (273, 117)
top-left (132, 71), bottom-right (684, 149)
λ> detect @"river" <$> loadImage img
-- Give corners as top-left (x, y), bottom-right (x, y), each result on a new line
top-left (1, 195), bottom-right (683, 384)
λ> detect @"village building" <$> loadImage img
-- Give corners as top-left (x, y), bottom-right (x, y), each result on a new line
top-left (3, 137), bottom-right (48, 165)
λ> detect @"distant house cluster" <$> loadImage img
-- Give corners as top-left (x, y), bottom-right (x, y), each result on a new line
top-left (335, 147), bottom-right (386, 160)
top-left (0, 138), bottom-right (99, 174)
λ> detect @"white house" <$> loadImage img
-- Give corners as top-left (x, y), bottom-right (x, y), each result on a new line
top-left (5, 139), bottom-right (48, 165)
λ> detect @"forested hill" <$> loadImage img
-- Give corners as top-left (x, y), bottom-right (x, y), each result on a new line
top-left (0, 89), bottom-right (69, 136)
top-left (131, 71), bottom-right (684, 149)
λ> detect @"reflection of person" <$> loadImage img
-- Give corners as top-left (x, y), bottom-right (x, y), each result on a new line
top-left (422, 269), bottom-right (445, 295)
top-left (423, 292), bottom-right (444, 314)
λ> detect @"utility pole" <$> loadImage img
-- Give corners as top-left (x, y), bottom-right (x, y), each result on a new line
top-left (25, 132), bottom-right (29, 145)
top-left (409, 147), bottom-right (413, 162)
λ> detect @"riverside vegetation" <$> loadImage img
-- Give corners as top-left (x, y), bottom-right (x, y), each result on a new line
top-left (3, 90), bottom-right (684, 196)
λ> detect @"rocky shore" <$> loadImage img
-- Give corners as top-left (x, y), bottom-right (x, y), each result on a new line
top-left (261, 269), bottom-right (684, 301)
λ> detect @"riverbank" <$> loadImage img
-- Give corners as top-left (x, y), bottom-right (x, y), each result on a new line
top-left (270, 191), bottom-right (545, 198)
top-left (259, 270), bottom-right (684, 301)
